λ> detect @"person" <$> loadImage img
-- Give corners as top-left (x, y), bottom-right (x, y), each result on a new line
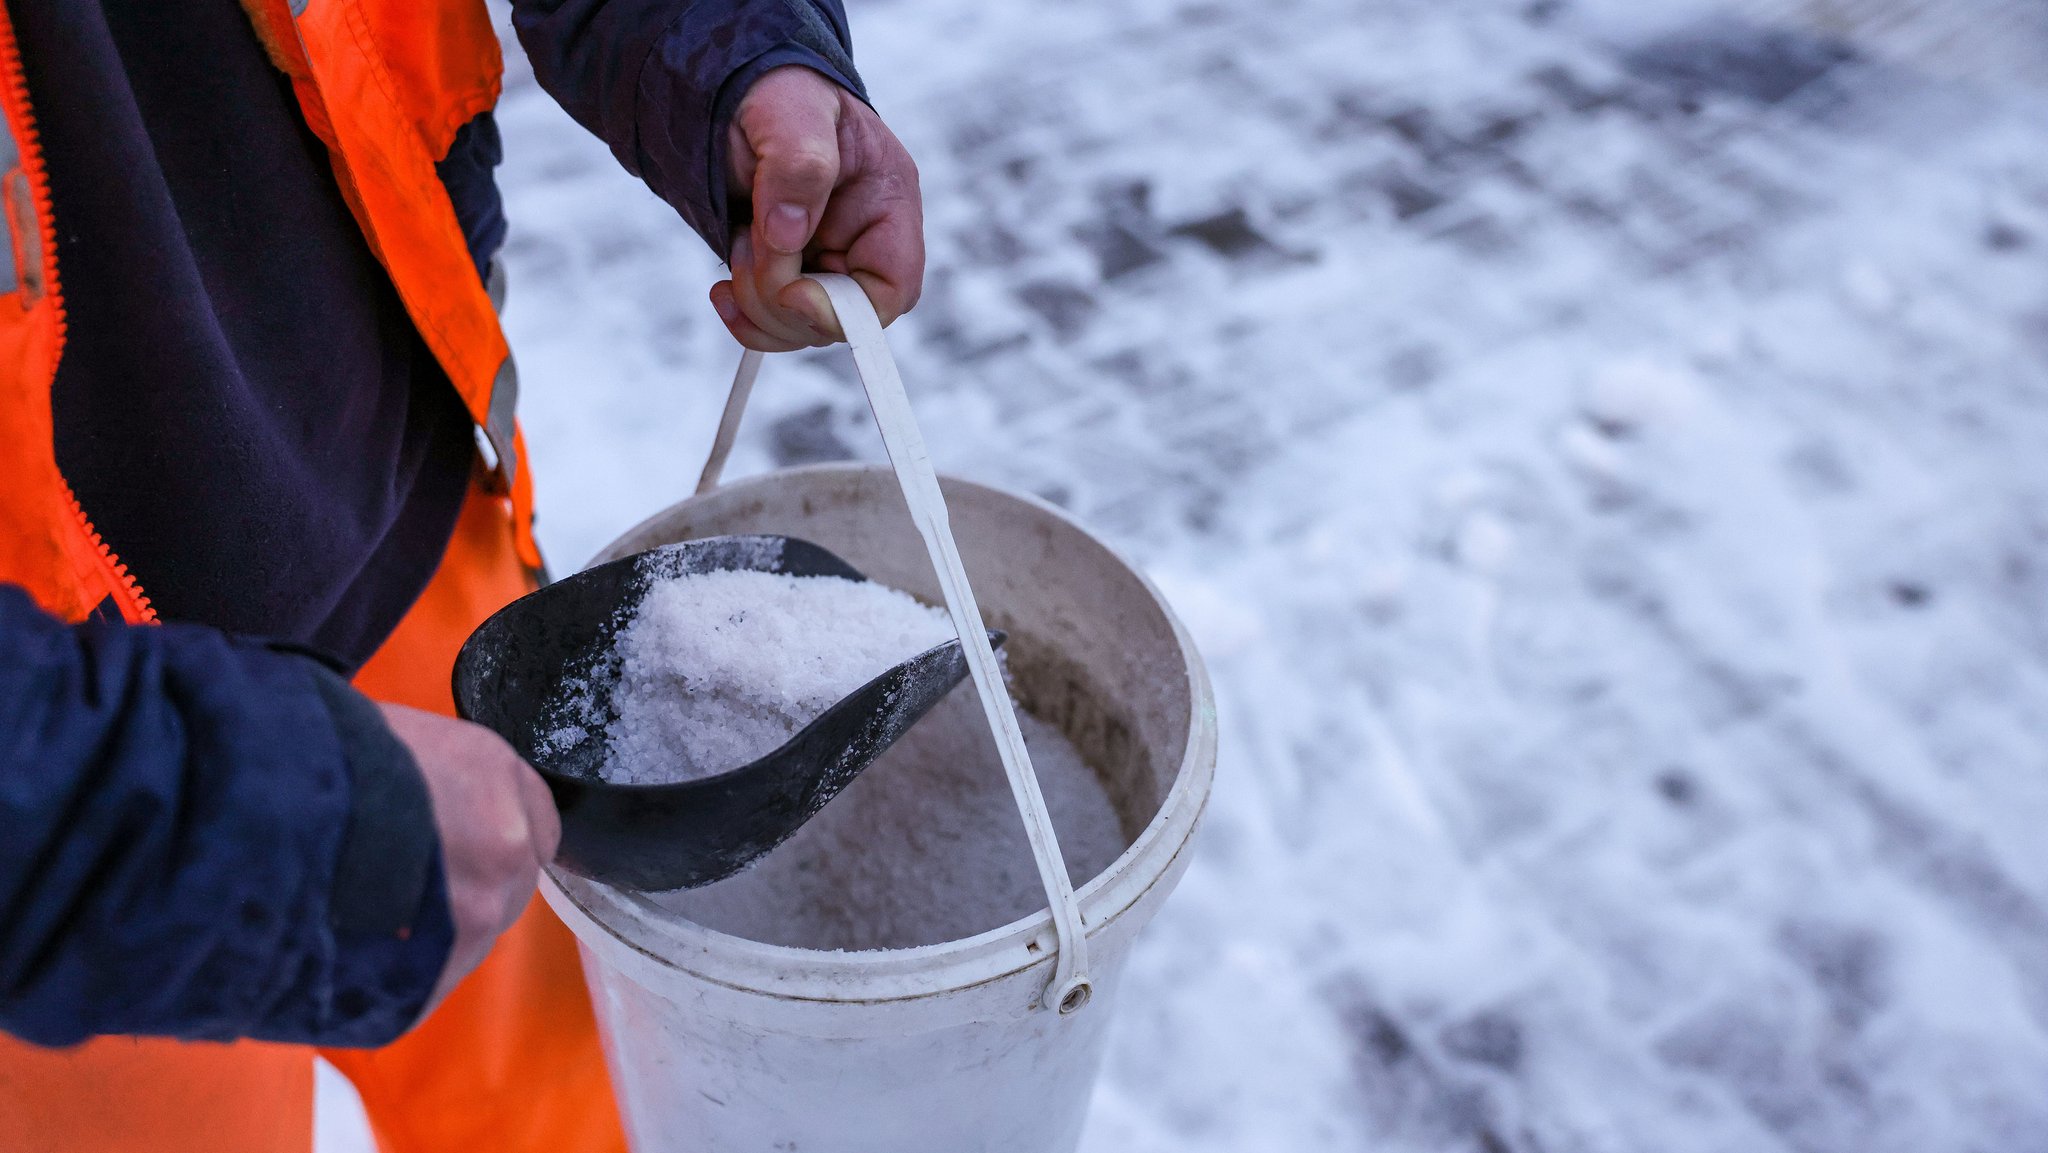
top-left (0, 0), bottom-right (923, 1149)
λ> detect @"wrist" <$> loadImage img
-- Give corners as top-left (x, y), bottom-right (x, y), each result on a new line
top-left (308, 670), bottom-right (439, 940)
top-left (297, 671), bottom-right (454, 1045)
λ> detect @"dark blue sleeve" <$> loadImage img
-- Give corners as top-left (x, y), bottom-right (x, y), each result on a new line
top-left (0, 585), bottom-right (452, 1048)
top-left (511, 0), bottom-right (868, 259)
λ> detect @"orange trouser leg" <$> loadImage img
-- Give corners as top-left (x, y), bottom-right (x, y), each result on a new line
top-left (0, 477), bottom-right (620, 1153)
top-left (323, 476), bottom-right (627, 1153)
top-left (0, 1035), bottom-right (312, 1152)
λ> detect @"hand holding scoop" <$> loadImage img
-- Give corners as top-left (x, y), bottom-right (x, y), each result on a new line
top-left (451, 533), bottom-right (1003, 892)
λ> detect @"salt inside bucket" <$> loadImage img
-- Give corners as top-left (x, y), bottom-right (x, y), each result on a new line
top-left (543, 464), bottom-right (1214, 1152)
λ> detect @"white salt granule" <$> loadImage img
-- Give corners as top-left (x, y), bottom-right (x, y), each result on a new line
top-left (598, 570), bottom-right (957, 783)
top-left (653, 683), bottom-right (1130, 951)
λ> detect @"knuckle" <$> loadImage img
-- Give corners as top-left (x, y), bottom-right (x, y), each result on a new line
top-left (495, 815), bottom-right (531, 860)
top-left (454, 889), bottom-right (497, 931)
top-left (770, 148), bottom-right (837, 190)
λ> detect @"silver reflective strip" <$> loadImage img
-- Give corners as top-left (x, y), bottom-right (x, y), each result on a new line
top-left (0, 116), bottom-right (20, 295)
top-left (487, 355), bottom-right (520, 487)
top-left (2, 171), bottom-right (36, 299)
top-left (289, 0), bottom-right (310, 16)
top-left (486, 257), bottom-right (508, 314)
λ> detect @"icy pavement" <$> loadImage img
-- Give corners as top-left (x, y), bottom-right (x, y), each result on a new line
top-left (324, 1), bottom-right (2048, 1149)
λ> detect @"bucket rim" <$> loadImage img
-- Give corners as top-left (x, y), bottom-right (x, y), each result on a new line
top-left (542, 464), bottom-right (1217, 1007)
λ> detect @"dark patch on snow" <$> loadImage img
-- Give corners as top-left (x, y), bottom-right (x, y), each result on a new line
top-left (794, 346), bottom-right (861, 388)
top-left (1621, 19), bottom-right (1856, 109)
top-left (1777, 920), bottom-right (1892, 1030)
top-left (769, 404), bottom-right (855, 466)
top-left (1016, 280), bottom-right (1098, 339)
top-left (1655, 1006), bottom-right (1811, 1134)
top-left (1984, 221), bottom-right (2030, 252)
top-left (1888, 581), bottom-right (1932, 609)
top-left (1094, 349), bottom-right (1196, 401)
top-left (1323, 88), bottom-right (1388, 140)
top-left (1528, 64), bottom-right (1623, 115)
top-left (1095, 177), bottom-right (1155, 221)
top-left (1169, 207), bottom-right (1278, 260)
top-left (1789, 726), bottom-right (2048, 1023)
top-left (1385, 344), bottom-right (1443, 391)
top-left (1330, 985), bottom-right (1536, 1151)
top-left (1440, 1011), bottom-right (1526, 1073)
top-left (1380, 171), bottom-right (1451, 221)
top-left (1656, 769), bottom-right (1699, 807)
top-left (1783, 440), bottom-right (1857, 497)
top-left (1430, 213), bottom-right (1519, 257)
top-left (1384, 105), bottom-right (1460, 161)
top-left (1361, 1007), bottom-right (1414, 1064)
top-left (1077, 219), bottom-right (1168, 279)
top-left (955, 221), bottom-right (1028, 265)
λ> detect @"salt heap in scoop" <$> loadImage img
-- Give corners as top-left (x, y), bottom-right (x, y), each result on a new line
top-left (596, 570), bottom-right (957, 783)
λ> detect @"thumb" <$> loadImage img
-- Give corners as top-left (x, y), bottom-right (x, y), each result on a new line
top-left (732, 67), bottom-right (847, 342)
top-left (750, 123), bottom-right (841, 263)
top-left (746, 126), bottom-right (842, 340)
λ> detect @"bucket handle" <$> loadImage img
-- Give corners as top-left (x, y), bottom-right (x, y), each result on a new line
top-left (694, 275), bottom-right (1095, 1016)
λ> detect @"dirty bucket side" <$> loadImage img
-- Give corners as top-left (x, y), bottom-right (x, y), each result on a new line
top-left (564, 929), bottom-right (1137, 1153)
top-left (540, 464), bottom-right (1216, 1152)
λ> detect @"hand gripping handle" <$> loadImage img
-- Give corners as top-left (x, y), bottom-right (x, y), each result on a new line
top-left (695, 275), bottom-right (1094, 1014)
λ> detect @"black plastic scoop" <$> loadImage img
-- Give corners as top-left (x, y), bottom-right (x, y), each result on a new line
top-left (451, 534), bottom-right (1002, 891)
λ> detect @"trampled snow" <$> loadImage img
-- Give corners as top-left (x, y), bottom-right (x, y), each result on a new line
top-left (317, 0), bottom-right (2048, 1148)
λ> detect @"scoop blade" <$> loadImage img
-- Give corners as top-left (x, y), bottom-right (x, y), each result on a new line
top-left (451, 534), bottom-right (1006, 891)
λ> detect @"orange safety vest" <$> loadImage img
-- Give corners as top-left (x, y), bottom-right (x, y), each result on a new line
top-left (0, 0), bottom-right (538, 628)
top-left (0, 2), bottom-right (613, 1151)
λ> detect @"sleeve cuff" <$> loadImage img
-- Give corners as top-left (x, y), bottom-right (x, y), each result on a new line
top-left (705, 46), bottom-right (869, 259)
top-left (308, 670), bottom-right (437, 939)
top-left (314, 845), bottom-right (454, 1047)
top-left (302, 670), bottom-right (454, 1046)
top-left (634, 0), bottom-right (870, 258)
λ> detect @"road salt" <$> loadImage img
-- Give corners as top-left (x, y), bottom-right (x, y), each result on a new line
top-left (592, 570), bottom-right (957, 783)
top-left (654, 680), bottom-right (1130, 951)
top-left (548, 563), bottom-right (1129, 948)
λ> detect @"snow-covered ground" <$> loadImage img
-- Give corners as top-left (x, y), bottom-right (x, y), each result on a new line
top-left (320, 0), bottom-right (2048, 1148)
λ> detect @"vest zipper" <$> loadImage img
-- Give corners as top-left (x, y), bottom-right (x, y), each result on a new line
top-left (0, 2), bottom-right (51, 311)
top-left (0, 11), bottom-right (152, 626)
top-left (62, 483), bottom-right (156, 625)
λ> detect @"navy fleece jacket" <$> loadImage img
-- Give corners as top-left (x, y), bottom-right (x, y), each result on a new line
top-left (0, 0), bottom-right (863, 1048)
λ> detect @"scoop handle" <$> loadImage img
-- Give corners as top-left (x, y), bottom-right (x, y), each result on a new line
top-left (693, 279), bottom-right (1095, 1016)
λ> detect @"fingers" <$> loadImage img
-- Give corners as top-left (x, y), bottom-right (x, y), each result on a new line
top-left (712, 267), bottom-right (805, 353)
top-left (514, 759), bottom-right (562, 866)
top-left (732, 67), bottom-right (843, 345)
top-left (723, 67), bottom-right (926, 348)
top-left (749, 125), bottom-right (837, 273)
top-left (377, 703), bottom-right (553, 1015)
top-left (777, 102), bottom-right (923, 330)
top-left (807, 187), bottom-right (922, 327)
top-left (831, 185), bottom-right (924, 327)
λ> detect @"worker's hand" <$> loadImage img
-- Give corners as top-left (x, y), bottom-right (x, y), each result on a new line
top-left (712, 65), bottom-right (924, 350)
top-left (376, 703), bottom-right (561, 1016)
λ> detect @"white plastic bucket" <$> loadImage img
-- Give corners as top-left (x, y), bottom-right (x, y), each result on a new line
top-left (540, 462), bottom-right (1217, 1153)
